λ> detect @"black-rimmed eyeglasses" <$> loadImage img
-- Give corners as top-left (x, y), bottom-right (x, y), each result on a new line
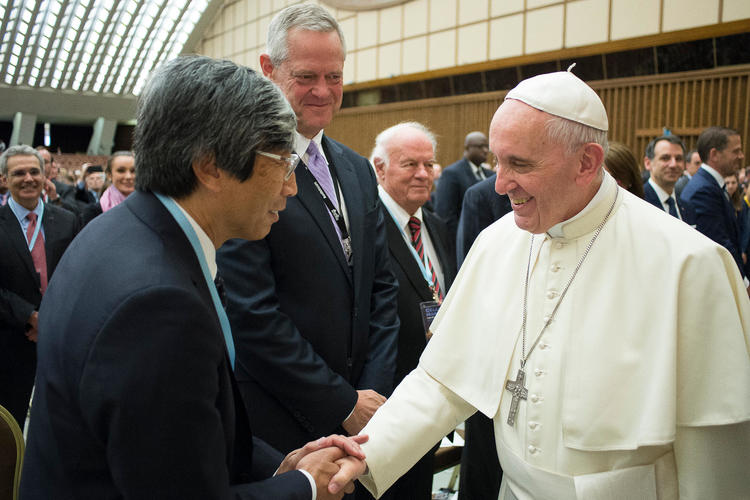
top-left (257, 151), bottom-right (300, 181)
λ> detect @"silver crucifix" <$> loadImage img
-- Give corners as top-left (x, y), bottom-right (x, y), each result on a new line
top-left (505, 368), bottom-right (528, 426)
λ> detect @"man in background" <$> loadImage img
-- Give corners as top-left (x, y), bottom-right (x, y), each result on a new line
top-left (642, 135), bottom-right (695, 224)
top-left (682, 126), bottom-right (747, 280)
top-left (435, 131), bottom-right (494, 239)
top-left (0, 145), bottom-right (78, 429)
top-left (370, 122), bottom-right (456, 499)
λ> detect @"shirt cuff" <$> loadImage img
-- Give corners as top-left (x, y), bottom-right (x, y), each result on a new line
top-left (299, 469), bottom-right (317, 500)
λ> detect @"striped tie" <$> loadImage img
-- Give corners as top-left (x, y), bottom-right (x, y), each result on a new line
top-left (408, 216), bottom-right (442, 301)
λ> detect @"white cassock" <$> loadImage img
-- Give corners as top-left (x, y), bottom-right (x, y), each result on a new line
top-left (359, 172), bottom-right (750, 500)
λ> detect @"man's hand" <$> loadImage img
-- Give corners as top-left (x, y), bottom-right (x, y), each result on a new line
top-left (44, 178), bottom-right (58, 202)
top-left (342, 390), bottom-right (386, 435)
top-left (296, 447), bottom-right (363, 500)
top-left (277, 434), bottom-right (368, 475)
top-left (329, 455), bottom-right (367, 496)
top-left (25, 311), bottom-right (39, 342)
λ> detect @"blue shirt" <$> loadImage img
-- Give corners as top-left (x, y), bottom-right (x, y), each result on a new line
top-left (8, 196), bottom-right (46, 241)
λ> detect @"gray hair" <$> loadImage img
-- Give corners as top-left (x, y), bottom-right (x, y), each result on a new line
top-left (266, 4), bottom-right (346, 66)
top-left (134, 55), bottom-right (296, 198)
top-left (371, 122), bottom-right (437, 167)
top-left (0, 145), bottom-right (45, 176)
top-left (545, 115), bottom-right (609, 158)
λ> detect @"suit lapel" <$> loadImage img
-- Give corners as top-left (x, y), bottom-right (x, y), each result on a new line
top-left (384, 212), bottom-right (434, 302)
top-left (0, 203), bottom-right (39, 282)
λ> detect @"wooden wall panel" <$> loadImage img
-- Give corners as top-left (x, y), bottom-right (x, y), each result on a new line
top-left (327, 64), bottom-right (750, 170)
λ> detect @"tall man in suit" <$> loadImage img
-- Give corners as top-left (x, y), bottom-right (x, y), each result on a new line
top-left (370, 122), bottom-right (456, 499)
top-left (642, 135), bottom-right (696, 225)
top-left (0, 145), bottom-right (78, 429)
top-left (216, 4), bottom-right (399, 460)
top-left (682, 126), bottom-right (747, 281)
top-left (435, 131), bottom-right (494, 239)
top-left (21, 56), bottom-right (366, 500)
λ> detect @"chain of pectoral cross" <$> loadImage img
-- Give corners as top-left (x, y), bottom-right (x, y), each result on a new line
top-left (504, 188), bottom-right (619, 426)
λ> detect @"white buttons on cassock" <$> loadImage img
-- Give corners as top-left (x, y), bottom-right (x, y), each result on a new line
top-left (534, 368), bottom-right (545, 377)
top-left (550, 264), bottom-right (561, 272)
top-left (528, 421), bottom-right (539, 430)
top-left (528, 445), bottom-right (539, 454)
top-left (530, 394), bottom-right (539, 403)
top-left (546, 290), bottom-right (557, 299)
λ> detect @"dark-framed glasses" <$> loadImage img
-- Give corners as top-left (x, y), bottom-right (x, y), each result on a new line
top-left (257, 151), bottom-right (300, 180)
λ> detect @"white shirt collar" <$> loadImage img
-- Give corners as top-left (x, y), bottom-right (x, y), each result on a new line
top-left (172, 200), bottom-right (217, 279)
top-left (295, 130), bottom-right (327, 165)
top-left (648, 177), bottom-right (674, 203)
top-left (8, 196), bottom-right (42, 224)
top-left (547, 171), bottom-right (611, 238)
top-left (378, 185), bottom-right (422, 229)
top-left (701, 163), bottom-right (725, 188)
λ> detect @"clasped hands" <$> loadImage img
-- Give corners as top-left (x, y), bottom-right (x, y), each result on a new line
top-left (278, 434), bottom-right (368, 500)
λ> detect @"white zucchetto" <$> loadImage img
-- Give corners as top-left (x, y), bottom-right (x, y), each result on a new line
top-left (505, 68), bottom-right (609, 132)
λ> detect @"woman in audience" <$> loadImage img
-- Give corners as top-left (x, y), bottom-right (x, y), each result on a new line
top-left (81, 151), bottom-right (135, 226)
top-left (604, 142), bottom-right (644, 198)
top-left (725, 172), bottom-right (750, 266)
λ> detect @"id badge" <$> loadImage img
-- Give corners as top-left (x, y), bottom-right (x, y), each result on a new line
top-left (419, 301), bottom-right (440, 341)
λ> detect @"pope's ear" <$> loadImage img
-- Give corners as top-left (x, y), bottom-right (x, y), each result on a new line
top-left (191, 156), bottom-right (222, 193)
top-left (577, 143), bottom-right (605, 185)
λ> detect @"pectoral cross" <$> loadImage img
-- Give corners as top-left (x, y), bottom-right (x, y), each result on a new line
top-left (505, 368), bottom-right (528, 426)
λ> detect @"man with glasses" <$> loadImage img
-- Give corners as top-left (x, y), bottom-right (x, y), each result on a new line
top-left (21, 56), bottom-right (365, 500)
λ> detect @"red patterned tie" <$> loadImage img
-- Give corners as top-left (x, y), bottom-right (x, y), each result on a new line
top-left (408, 216), bottom-right (442, 301)
top-left (26, 212), bottom-right (48, 294)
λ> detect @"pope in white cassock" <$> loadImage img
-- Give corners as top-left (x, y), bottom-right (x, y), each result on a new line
top-left (328, 70), bottom-right (750, 500)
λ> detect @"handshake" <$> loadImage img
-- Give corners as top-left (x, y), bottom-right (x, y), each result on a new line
top-left (278, 434), bottom-right (369, 500)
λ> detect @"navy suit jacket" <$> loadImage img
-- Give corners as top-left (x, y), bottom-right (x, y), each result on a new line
top-left (456, 174), bottom-right (512, 266)
top-left (681, 167), bottom-right (745, 278)
top-left (20, 192), bottom-right (311, 499)
top-left (643, 181), bottom-right (696, 226)
top-left (217, 135), bottom-right (400, 453)
top-left (435, 157), bottom-right (494, 239)
top-left (0, 201), bottom-right (78, 427)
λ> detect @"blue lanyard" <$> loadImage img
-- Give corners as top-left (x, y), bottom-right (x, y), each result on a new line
top-left (381, 201), bottom-right (435, 289)
top-left (154, 193), bottom-right (236, 369)
top-left (10, 198), bottom-right (44, 251)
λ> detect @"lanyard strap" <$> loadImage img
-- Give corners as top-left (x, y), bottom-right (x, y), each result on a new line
top-left (305, 165), bottom-right (350, 240)
top-left (381, 201), bottom-right (436, 289)
top-left (27, 202), bottom-right (44, 251)
top-left (154, 193), bottom-right (236, 369)
top-left (10, 198), bottom-right (44, 251)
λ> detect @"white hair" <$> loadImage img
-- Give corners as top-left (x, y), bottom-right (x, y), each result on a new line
top-left (371, 122), bottom-right (437, 168)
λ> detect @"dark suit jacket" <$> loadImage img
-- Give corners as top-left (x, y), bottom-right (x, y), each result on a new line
top-left (0, 201), bottom-right (78, 427)
top-left (435, 157), bottom-right (494, 239)
top-left (643, 181), bottom-right (696, 226)
top-left (681, 167), bottom-right (745, 278)
top-left (20, 192), bottom-right (311, 499)
top-left (456, 174), bottom-right (512, 266)
top-left (217, 135), bottom-right (400, 453)
top-left (381, 207), bottom-right (456, 500)
top-left (80, 201), bottom-right (103, 227)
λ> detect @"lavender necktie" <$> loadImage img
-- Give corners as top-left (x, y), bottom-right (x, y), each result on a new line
top-left (306, 141), bottom-right (343, 241)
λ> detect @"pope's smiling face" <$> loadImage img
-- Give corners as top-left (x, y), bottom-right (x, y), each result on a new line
top-left (491, 99), bottom-right (592, 234)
